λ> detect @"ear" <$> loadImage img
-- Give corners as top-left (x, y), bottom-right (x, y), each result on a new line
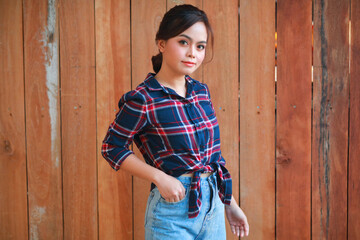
top-left (157, 40), bottom-right (166, 53)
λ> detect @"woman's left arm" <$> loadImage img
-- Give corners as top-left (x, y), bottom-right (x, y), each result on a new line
top-left (225, 195), bottom-right (250, 238)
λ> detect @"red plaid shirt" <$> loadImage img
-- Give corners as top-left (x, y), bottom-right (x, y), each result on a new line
top-left (101, 73), bottom-right (232, 218)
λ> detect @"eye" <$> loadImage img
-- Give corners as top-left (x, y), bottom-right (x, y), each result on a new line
top-left (179, 40), bottom-right (188, 45)
top-left (197, 44), bottom-right (206, 50)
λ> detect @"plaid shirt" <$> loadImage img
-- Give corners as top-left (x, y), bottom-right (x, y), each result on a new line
top-left (101, 73), bottom-right (232, 218)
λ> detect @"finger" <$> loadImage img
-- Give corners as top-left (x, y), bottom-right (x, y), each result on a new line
top-left (171, 195), bottom-right (180, 203)
top-left (179, 191), bottom-right (185, 200)
top-left (245, 223), bottom-right (250, 236)
top-left (230, 225), bottom-right (236, 235)
top-left (180, 187), bottom-right (186, 199)
top-left (240, 228), bottom-right (244, 238)
top-left (235, 226), bottom-right (240, 237)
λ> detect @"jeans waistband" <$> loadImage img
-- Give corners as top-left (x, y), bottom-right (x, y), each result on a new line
top-left (150, 172), bottom-right (217, 191)
top-left (177, 172), bottom-right (217, 185)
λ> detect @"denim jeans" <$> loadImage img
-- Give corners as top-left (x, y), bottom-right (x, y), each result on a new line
top-left (144, 173), bottom-right (226, 240)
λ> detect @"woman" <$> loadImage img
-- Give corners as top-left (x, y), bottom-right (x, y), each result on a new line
top-left (102, 4), bottom-right (249, 239)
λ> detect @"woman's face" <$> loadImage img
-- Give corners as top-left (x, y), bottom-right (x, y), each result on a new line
top-left (158, 21), bottom-right (208, 77)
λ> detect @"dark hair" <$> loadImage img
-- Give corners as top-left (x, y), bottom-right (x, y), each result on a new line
top-left (151, 4), bottom-right (214, 73)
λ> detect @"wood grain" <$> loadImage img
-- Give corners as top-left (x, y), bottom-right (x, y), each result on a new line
top-left (312, 0), bottom-right (349, 239)
top-left (2, 1), bottom-right (360, 239)
top-left (240, 0), bottom-right (276, 239)
top-left (59, 0), bottom-right (98, 238)
top-left (349, 0), bottom-right (360, 238)
top-left (276, 0), bottom-right (312, 239)
top-left (131, 1), bottom-right (166, 239)
top-left (203, 0), bottom-right (239, 239)
top-left (95, 0), bottom-right (133, 239)
top-left (23, 0), bottom-right (63, 238)
top-left (0, 0), bottom-right (28, 239)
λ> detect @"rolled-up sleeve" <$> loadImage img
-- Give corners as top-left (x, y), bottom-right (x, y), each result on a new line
top-left (101, 91), bottom-right (148, 170)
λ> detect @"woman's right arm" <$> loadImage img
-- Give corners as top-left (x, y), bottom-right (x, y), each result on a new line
top-left (121, 153), bottom-right (186, 203)
top-left (101, 92), bottom-right (185, 202)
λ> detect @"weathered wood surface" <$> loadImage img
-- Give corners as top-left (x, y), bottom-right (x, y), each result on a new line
top-left (0, 0), bottom-right (28, 239)
top-left (96, 0), bottom-right (133, 239)
top-left (23, 0), bottom-right (63, 238)
top-left (203, 0), bottom-right (239, 238)
top-left (349, 0), bottom-right (360, 238)
top-left (276, 0), bottom-right (312, 239)
top-left (240, 0), bottom-right (276, 239)
top-left (59, 0), bottom-right (98, 238)
top-left (312, 0), bottom-right (350, 239)
top-left (0, 0), bottom-right (358, 239)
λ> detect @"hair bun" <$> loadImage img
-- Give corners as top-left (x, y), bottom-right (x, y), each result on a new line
top-left (151, 53), bottom-right (162, 73)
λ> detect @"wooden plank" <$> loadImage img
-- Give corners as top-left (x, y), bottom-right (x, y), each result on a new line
top-left (312, 0), bottom-right (349, 239)
top-left (95, 0), bottom-right (133, 239)
top-left (349, 0), bottom-right (360, 238)
top-left (131, 1), bottom-right (166, 239)
top-left (276, 0), bottom-right (312, 239)
top-left (239, 0), bottom-right (276, 239)
top-left (202, 0), bottom-right (239, 239)
top-left (0, 0), bottom-right (28, 239)
top-left (167, 0), bottom-right (202, 9)
top-left (23, 0), bottom-right (63, 239)
top-left (59, 0), bottom-right (98, 239)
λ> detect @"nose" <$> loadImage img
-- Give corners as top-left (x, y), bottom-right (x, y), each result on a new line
top-left (187, 46), bottom-right (195, 58)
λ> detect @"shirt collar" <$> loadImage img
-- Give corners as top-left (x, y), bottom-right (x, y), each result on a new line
top-left (144, 73), bottom-right (196, 95)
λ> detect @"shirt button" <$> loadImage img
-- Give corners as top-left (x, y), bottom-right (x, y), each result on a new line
top-left (195, 123), bottom-right (200, 128)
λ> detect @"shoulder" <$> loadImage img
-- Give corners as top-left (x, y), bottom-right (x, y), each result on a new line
top-left (120, 73), bottom-right (155, 103)
top-left (119, 85), bottom-right (148, 109)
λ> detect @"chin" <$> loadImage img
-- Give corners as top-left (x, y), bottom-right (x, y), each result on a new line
top-left (181, 68), bottom-right (198, 76)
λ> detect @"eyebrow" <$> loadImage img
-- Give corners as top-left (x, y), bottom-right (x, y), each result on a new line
top-left (179, 34), bottom-right (207, 44)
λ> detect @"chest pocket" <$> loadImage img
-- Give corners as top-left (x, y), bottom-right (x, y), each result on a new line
top-left (152, 103), bottom-right (185, 128)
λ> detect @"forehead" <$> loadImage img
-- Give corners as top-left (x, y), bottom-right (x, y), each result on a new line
top-left (177, 22), bottom-right (208, 41)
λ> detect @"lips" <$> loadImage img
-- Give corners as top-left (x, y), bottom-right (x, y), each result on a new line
top-left (182, 61), bottom-right (196, 67)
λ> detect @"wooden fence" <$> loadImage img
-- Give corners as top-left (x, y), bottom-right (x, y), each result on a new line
top-left (0, 0), bottom-right (359, 239)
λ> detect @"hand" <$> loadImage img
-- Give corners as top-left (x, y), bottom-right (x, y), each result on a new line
top-left (120, 155), bottom-right (186, 203)
top-left (225, 196), bottom-right (249, 238)
top-left (154, 172), bottom-right (186, 203)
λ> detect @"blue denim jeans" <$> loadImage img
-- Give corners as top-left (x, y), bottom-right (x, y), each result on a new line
top-left (144, 173), bottom-right (226, 240)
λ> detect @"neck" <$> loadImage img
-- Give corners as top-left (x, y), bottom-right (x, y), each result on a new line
top-left (155, 70), bottom-right (186, 90)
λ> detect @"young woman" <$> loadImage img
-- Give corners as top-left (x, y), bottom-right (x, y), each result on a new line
top-left (102, 4), bottom-right (249, 239)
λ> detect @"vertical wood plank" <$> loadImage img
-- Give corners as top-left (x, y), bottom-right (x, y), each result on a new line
top-left (59, 0), bottom-right (98, 239)
top-left (131, 1), bottom-right (166, 239)
top-left (312, 0), bottom-right (349, 239)
top-left (240, 0), bottom-right (276, 239)
top-left (95, 0), bottom-right (133, 239)
top-left (276, 0), bottom-right (312, 239)
top-left (0, 0), bottom-right (28, 239)
top-left (349, 0), bottom-right (360, 238)
top-left (167, 0), bottom-right (202, 9)
top-left (202, 0), bottom-right (239, 239)
top-left (23, 0), bottom-right (63, 238)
